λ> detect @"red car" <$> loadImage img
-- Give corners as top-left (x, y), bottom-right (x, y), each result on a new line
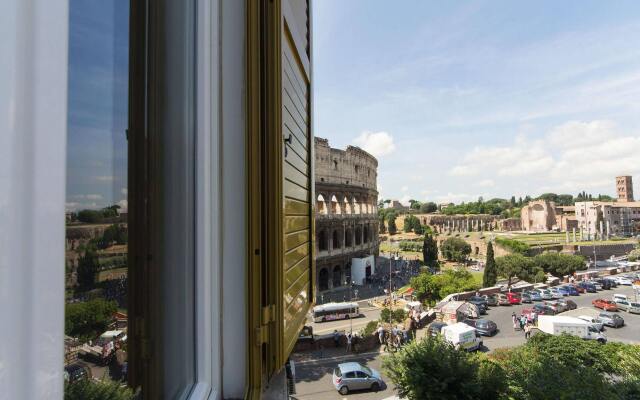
top-left (506, 292), bottom-right (521, 305)
top-left (592, 299), bottom-right (618, 312)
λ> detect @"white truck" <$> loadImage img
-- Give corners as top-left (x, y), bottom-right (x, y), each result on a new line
top-left (536, 316), bottom-right (607, 343)
top-left (441, 322), bottom-right (483, 351)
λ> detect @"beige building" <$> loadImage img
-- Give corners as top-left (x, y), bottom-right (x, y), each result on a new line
top-left (314, 138), bottom-right (379, 294)
top-left (521, 200), bottom-right (577, 232)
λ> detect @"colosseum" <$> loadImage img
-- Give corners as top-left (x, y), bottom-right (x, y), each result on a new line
top-left (314, 137), bottom-right (379, 296)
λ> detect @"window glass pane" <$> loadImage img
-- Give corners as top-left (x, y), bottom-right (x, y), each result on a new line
top-left (64, 0), bottom-right (133, 396)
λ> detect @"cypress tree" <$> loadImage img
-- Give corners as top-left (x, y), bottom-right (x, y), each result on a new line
top-left (483, 241), bottom-right (497, 287)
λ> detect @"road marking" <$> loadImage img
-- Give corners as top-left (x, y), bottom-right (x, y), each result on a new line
top-left (296, 350), bottom-right (383, 365)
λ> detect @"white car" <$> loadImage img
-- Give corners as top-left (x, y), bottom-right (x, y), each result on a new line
top-left (628, 302), bottom-right (640, 314)
top-left (612, 294), bottom-right (629, 303)
top-left (615, 277), bottom-right (633, 285)
top-left (576, 316), bottom-right (604, 332)
top-left (615, 300), bottom-right (631, 312)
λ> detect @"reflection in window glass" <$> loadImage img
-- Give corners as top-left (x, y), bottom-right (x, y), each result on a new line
top-left (64, 1), bottom-right (133, 396)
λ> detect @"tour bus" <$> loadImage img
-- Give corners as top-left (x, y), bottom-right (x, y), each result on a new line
top-left (313, 303), bottom-right (360, 322)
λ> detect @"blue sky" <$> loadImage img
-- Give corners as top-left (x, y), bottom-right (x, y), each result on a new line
top-left (66, 0), bottom-right (128, 211)
top-left (313, 1), bottom-right (640, 204)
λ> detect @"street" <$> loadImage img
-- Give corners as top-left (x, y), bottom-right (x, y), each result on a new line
top-left (294, 284), bottom-right (640, 399)
top-left (293, 350), bottom-right (395, 400)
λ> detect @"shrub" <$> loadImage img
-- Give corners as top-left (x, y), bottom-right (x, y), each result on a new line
top-left (494, 237), bottom-right (530, 255)
top-left (65, 379), bottom-right (138, 400)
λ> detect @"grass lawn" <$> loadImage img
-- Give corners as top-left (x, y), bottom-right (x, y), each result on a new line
top-left (502, 232), bottom-right (637, 247)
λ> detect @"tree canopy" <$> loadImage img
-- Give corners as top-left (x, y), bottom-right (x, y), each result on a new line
top-left (440, 237), bottom-right (472, 263)
top-left (495, 254), bottom-right (545, 288)
top-left (420, 202), bottom-right (438, 213)
top-left (532, 252), bottom-right (586, 278)
top-left (410, 269), bottom-right (478, 305)
top-left (384, 333), bottom-right (640, 400)
top-left (65, 298), bottom-right (118, 342)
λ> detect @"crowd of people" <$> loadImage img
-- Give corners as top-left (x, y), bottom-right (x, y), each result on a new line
top-left (512, 311), bottom-right (537, 339)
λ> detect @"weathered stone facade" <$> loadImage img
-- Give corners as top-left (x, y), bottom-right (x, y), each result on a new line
top-left (315, 137), bottom-right (379, 293)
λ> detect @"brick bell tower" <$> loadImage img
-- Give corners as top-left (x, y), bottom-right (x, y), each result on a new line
top-left (616, 175), bottom-right (634, 202)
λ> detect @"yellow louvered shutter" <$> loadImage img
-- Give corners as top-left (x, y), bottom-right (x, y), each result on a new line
top-left (281, 0), bottom-right (314, 363)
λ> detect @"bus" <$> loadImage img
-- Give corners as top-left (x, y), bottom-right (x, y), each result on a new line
top-left (312, 302), bottom-right (360, 322)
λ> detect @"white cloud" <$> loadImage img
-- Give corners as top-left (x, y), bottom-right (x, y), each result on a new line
top-left (117, 199), bottom-right (128, 211)
top-left (401, 185), bottom-right (408, 192)
top-left (474, 179), bottom-right (495, 188)
top-left (121, 188), bottom-right (128, 196)
top-left (353, 131), bottom-right (396, 157)
top-left (448, 120), bottom-right (640, 197)
top-left (86, 194), bottom-right (103, 200)
top-left (399, 195), bottom-right (412, 206)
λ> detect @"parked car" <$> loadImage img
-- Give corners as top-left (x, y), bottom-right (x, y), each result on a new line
top-left (462, 318), bottom-right (498, 336)
top-left (628, 302), bottom-right (640, 314)
top-left (527, 290), bottom-right (542, 301)
top-left (548, 288), bottom-right (563, 299)
top-left (520, 293), bottom-right (532, 303)
top-left (594, 279), bottom-right (612, 290)
top-left (506, 292), bottom-right (522, 305)
top-left (612, 294), bottom-right (629, 303)
top-left (603, 278), bottom-right (618, 288)
top-left (540, 289), bottom-right (554, 300)
top-left (556, 298), bottom-right (577, 311)
top-left (591, 281), bottom-right (603, 291)
top-left (531, 304), bottom-right (556, 315)
top-left (427, 322), bottom-right (448, 337)
top-left (544, 300), bottom-right (568, 313)
top-left (562, 285), bottom-right (579, 296)
top-left (598, 312), bottom-right (625, 328)
top-left (483, 294), bottom-right (499, 307)
top-left (615, 277), bottom-right (633, 286)
top-left (556, 286), bottom-right (571, 296)
top-left (467, 296), bottom-right (488, 314)
top-left (64, 363), bottom-right (92, 383)
top-left (576, 315), bottom-right (605, 332)
top-left (592, 299), bottom-right (619, 312)
top-left (333, 362), bottom-right (384, 395)
top-left (496, 294), bottom-right (511, 306)
top-left (615, 300), bottom-right (632, 312)
top-left (578, 282), bottom-right (597, 293)
top-left (570, 284), bottom-right (585, 294)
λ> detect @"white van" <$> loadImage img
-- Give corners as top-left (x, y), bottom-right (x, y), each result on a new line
top-left (612, 294), bottom-right (629, 303)
top-left (537, 316), bottom-right (607, 343)
top-left (441, 322), bottom-right (483, 352)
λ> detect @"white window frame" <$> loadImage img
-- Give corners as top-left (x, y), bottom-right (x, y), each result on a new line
top-left (0, 0), bottom-right (68, 398)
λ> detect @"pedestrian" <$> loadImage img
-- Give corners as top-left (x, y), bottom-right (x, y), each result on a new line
top-left (377, 325), bottom-right (385, 345)
top-left (519, 315), bottom-right (525, 331)
top-left (346, 333), bottom-right (352, 353)
top-left (512, 312), bottom-right (518, 330)
top-left (524, 323), bottom-right (531, 339)
top-left (333, 330), bottom-right (340, 348)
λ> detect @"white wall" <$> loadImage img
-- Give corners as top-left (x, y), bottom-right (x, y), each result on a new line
top-left (0, 1), bottom-right (68, 399)
top-left (351, 255), bottom-right (376, 286)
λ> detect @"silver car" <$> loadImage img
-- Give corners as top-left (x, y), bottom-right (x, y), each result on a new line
top-left (333, 362), bottom-right (384, 395)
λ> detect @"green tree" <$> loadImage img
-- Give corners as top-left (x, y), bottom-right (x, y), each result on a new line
top-left (495, 254), bottom-right (543, 288)
top-left (403, 215), bottom-right (420, 233)
top-left (532, 252), bottom-right (585, 278)
top-left (383, 336), bottom-right (507, 400)
top-left (65, 379), bottom-right (138, 400)
top-left (388, 212), bottom-right (398, 235)
top-left (482, 242), bottom-right (497, 287)
top-left (379, 212), bottom-right (387, 233)
top-left (410, 269), bottom-right (478, 304)
top-left (409, 199), bottom-right (422, 210)
top-left (422, 233), bottom-right (439, 267)
top-left (440, 237), bottom-right (472, 263)
top-left (420, 202), bottom-right (438, 213)
top-left (65, 298), bottom-right (118, 342)
top-left (77, 248), bottom-right (99, 292)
